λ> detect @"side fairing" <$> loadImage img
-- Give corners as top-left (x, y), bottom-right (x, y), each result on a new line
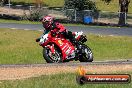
top-left (53, 38), bottom-right (75, 60)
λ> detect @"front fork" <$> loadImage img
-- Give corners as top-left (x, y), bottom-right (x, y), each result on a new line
top-left (45, 44), bottom-right (55, 54)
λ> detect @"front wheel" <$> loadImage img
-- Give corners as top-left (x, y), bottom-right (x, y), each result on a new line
top-left (43, 46), bottom-right (62, 63)
top-left (79, 45), bottom-right (93, 62)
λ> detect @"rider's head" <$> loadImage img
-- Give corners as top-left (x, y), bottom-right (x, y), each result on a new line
top-left (41, 16), bottom-right (54, 29)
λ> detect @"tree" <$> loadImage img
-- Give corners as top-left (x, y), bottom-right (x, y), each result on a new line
top-left (64, 0), bottom-right (97, 11)
top-left (102, 0), bottom-right (130, 26)
top-left (64, 0), bottom-right (98, 22)
top-left (118, 0), bottom-right (130, 25)
top-left (0, 0), bottom-right (8, 4)
top-left (34, 0), bottom-right (43, 8)
top-left (0, 0), bottom-right (8, 6)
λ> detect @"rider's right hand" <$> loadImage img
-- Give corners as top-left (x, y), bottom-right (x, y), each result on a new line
top-left (36, 38), bottom-right (40, 42)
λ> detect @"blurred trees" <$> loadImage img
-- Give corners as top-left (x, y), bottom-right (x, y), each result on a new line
top-left (64, 0), bottom-right (97, 11)
top-left (1, 0), bottom-right (8, 4)
top-left (102, 0), bottom-right (130, 25)
top-left (0, 0), bottom-right (8, 6)
top-left (65, 0), bottom-right (130, 25)
top-left (64, 0), bottom-right (98, 22)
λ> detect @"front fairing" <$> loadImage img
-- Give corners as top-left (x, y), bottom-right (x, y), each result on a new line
top-left (74, 31), bottom-right (83, 39)
top-left (39, 34), bottom-right (49, 45)
top-left (39, 30), bottom-right (50, 46)
top-left (74, 31), bottom-right (87, 43)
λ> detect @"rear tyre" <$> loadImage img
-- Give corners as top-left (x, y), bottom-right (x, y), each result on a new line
top-left (79, 45), bottom-right (93, 62)
top-left (43, 46), bottom-right (62, 63)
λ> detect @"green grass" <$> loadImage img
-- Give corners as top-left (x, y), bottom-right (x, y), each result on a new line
top-left (10, 0), bottom-right (132, 13)
top-left (0, 72), bottom-right (132, 88)
top-left (0, 19), bottom-right (120, 28)
top-left (0, 19), bottom-right (40, 24)
top-left (87, 34), bottom-right (132, 60)
top-left (0, 19), bottom-right (88, 27)
top-left (0, 28), bottom-right (132, 64)
top-left (95, 0), bottom-right (132, 13)
top-left (0, 28), bottom-right (44, 64)
top-left (11, 0), bottom-right (64, 7)
top-left (0, 19), bottom-right (84, 27)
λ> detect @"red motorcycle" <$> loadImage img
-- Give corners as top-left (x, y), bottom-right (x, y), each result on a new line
top-left (36, 31), bottom-right (93, 63)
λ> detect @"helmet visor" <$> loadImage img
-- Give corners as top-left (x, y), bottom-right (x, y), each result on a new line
top-left (42, 21), bottom-right (50, 28)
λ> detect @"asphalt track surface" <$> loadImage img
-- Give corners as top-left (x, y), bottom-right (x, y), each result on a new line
top-left (0, 23), bottom-right (132, 36)
top-left (0, 60), bottom-right (132, 68)
top-left (0, 23), bottom-right (132, 67)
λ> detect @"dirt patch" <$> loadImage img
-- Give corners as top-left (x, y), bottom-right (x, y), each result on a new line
top-left (0, 64), bottom-right (132, 80)
top-left (0, 7), bottom-right (29, 16)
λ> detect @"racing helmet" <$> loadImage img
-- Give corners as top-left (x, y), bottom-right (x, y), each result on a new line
top-left (41, 16), bottom-right (54, 29)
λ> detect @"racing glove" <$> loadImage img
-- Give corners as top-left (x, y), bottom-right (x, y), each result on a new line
top-left (36, 38), bottom-right (40, 42)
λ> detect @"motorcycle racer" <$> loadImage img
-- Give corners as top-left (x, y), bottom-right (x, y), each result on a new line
top-left (36, 16), bottom-right (78, 45)
top-left (36, 16), bottom-right (93, 63)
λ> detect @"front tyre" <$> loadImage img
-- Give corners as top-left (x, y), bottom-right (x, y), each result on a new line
top-left (43, 47), bottom-right (62, 63)
top-left (79, 45), bottom-right (93, 62)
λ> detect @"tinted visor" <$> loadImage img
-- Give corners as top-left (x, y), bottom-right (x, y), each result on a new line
top-left (42, 21), bottom-right (49, 25)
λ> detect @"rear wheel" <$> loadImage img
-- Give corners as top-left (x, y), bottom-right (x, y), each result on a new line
top-left (43, 46), bottom-right (62, 63)
top-left (79, 45), bottom-right (93, 62)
